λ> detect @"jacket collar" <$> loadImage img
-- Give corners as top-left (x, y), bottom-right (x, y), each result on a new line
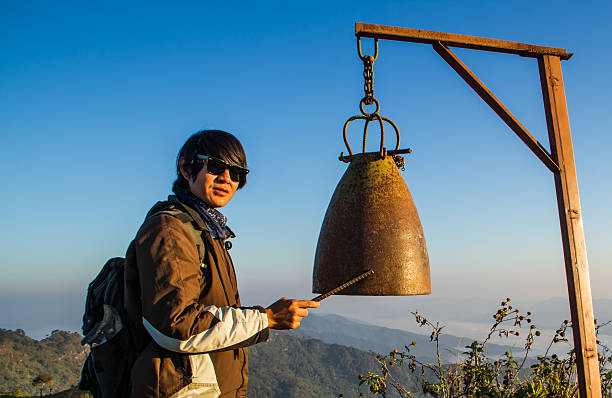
top-left (169, 195), bottom-right (236, 239)
top-left (168, 195), bottom-right (209, 232)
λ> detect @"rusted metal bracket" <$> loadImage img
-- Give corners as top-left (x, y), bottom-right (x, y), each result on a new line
top-left (432, 41), bottom-right (559, 173)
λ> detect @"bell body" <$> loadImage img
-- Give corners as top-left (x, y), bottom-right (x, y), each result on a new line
top-left (313, 153), bottom-right (431, 296)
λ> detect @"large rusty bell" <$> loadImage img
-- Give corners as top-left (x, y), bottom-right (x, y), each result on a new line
top-left (312, 151), bottom-right (431, 296)
top-left (312, 37), bottom-right (430, 296)
top-left (312, 138), bottom-right (431, 296)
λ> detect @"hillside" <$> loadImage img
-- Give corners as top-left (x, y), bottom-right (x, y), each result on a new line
top-left (0, 329), bottom-right (88, 396)
top-left (2, 312), bottom-right (563, 396)
top-left (0, 327), bottom-right (421, 397)
top-left (249, 331), bottom-right (420, 397)
top-left (1, 313), bottom-right (550, 396)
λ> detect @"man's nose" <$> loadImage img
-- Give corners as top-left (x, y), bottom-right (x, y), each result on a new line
top-left (216, 168), bottom-right (232, 181)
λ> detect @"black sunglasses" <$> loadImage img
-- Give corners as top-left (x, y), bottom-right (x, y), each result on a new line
top-left (197, 155), bottom-right (249, 183)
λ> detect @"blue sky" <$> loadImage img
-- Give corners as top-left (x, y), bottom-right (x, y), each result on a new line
top-left (1, 1), bottom-right (611, 338)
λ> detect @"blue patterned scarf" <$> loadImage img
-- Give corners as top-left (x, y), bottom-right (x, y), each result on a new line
top-left (176, 191), bottom-right (235, 239)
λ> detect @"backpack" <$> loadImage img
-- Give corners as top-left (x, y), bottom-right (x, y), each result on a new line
top-left (78, 257), bottom-right (132, 398)
top-left (78, 204), bottom-right (207, 398)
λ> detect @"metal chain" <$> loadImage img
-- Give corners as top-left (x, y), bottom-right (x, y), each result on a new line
top-left (362, 55), bottom-right (375, 105)
top-left (341, 37), bottom-right (408, 167)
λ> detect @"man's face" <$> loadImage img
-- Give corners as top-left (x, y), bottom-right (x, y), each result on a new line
top-left (186, 161), bottom-right (239, 208)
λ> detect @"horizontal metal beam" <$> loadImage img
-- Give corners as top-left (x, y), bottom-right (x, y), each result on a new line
top-left (356, 23), bottom-right (573, 60)
top-left (432, 42), bottom-right (559, 172)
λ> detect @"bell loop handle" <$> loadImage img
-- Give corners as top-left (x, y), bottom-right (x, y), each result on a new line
top-left (341, 114), bottom-right (402, 161)
top-left (381, 116), bottom-right (401, 152)
top-left (363, 114), bottom-right (385, 155)
top-left (342, 115), bottom-right (366, 157)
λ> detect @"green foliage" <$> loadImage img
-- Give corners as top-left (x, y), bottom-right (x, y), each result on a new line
top-left (0, 329), bottom-right (88, 395)
top-left (32, 373), bottom-right (54, 396)
top-left (0, 389), bottom-right (23, 397)
top-left (359, 298), bottom-right (612, 397)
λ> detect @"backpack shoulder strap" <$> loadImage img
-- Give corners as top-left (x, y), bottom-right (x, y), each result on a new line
top-left (150, 204), bottom-right (207, 265)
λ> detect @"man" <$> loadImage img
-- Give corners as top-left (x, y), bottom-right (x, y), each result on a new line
top-left (124, 130), bottom-right (319, 398)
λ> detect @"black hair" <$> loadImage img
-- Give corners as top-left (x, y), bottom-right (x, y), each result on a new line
top-left (172, 130), bottom-right (248, 194)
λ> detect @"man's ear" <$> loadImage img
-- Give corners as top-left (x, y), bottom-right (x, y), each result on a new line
top-left (178, 157), bottom-right (191, 182)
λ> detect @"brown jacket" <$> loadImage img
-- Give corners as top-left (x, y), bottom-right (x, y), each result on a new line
top-left (124, 196), bottom-right (269, 398)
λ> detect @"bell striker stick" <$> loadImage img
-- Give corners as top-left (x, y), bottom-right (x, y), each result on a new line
top-left (311, 269), bottom-right (374, 302)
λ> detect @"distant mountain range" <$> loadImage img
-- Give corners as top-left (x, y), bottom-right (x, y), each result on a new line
top-left (294, 313), bottom-right (518, 363)
top-left (414, 297), bottom-right (612, 330)
top-left (2, 308), bottom-right (595, 397)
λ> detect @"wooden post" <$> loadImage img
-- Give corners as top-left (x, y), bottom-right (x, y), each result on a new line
top-left (538, 54), bottom-right (601, 398)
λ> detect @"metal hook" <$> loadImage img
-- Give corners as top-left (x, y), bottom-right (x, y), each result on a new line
top-left (357, 37), bottom-right (378, 62)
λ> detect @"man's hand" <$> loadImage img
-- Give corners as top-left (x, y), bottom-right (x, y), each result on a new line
top-left (266, 298), bottom-right (319, 330)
